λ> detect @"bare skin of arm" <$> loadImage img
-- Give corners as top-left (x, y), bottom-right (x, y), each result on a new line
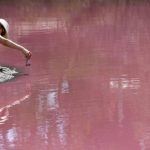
top-left (0, 35), bottom-right (31, 58)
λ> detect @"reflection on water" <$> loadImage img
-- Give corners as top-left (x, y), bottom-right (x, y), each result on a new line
top-left (0, 94), bottom-right (30, 125)
top-left (47, 89), bottom-right (59, 110)
top-left (6, 127), bottom-right (17, 148)
top-left (56, 112), bottom-right (68, 146)
top-left (36, 84), bottom-right (69, 147)
top-left (1, 2), bottom-right (150, 150)
top-left (18, 18), bottom-right (67, 36)
top-left (61, 79), bottom-right (69, 94)
top-left (110, 76), bottom-right (141, 89)
top-left (0, 66), bottom-right (19, 83)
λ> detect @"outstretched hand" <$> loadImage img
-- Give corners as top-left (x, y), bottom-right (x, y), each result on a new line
top-left (25, 51), bottom-right (32, 66)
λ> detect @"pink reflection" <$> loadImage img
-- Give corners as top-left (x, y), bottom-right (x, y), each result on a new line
top-left (1, 2), bottom-right (150, 150)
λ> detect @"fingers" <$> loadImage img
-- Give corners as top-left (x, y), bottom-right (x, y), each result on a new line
top-left (25, 51), bottom-right (32, 66)
top-left (25, 51), bottom-right (32, 59)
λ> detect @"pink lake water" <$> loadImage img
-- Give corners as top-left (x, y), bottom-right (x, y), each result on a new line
top-left (0, 2), bottom-right (150, 150)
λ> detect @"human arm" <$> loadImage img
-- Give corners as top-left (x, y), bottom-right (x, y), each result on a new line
top-left (0, 35), bottom-right (31, 58)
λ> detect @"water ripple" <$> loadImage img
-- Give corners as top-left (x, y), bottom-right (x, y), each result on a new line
top-left (0, 66), bottom-right (19, 83)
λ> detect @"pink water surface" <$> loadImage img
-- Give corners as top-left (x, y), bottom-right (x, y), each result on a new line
top-left (0, 2), bottom-right (150, 150)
